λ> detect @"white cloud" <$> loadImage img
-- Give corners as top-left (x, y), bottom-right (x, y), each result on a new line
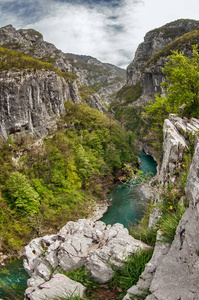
top-left (0, 0), bottom-right (199, 68)
top-left (24, 0), bottom-right (144, 68)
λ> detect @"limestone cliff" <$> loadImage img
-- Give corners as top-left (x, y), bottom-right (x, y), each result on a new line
top-left (124, 115), bottom-right (199, 300)
top-left (0, 69), bottom-right (80, 139)
top-left (0, 25), bottom-right (125, 105)
top-left (158, 115), bottom-right (199, 185)
top-left (0, 24), bottom-right (126, 139)
top-left (145, 143), bottom-right (199, 300)
top-left (126, 19), bottom-right (199, 106)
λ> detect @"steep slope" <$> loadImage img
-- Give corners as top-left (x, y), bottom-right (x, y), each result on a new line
top-left (0, 24), bottom-right (126, 138)
top-left (127, 19), bottom-right (199, 106)
top-left (0, 25), bottom-right (126, 105)
top-left (124, 116), bottom-right (199, 300)
top-left (0, 47), bottom-right (80, 139)
top-left (110, 19), bottom-right (199, 159)
top-left (0, 101), bottom-right (136, 255)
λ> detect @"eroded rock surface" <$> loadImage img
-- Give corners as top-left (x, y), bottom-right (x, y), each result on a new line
top-left (25, 273), bottom-right (86, 300)
top-left (126, 19), bottom-right (199, 106)
top-left (0, 69), bottom-right (80, 139)
top-left (123, 118), bottom-right (199, 300)
top-left (24, 219), bottom-right (150, 299)
top-left (158, 115), bottom-right (199, 185)
top-left (123, 238), bottom-right (170, 300)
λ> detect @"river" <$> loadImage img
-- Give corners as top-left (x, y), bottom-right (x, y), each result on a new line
top-left (101, 152), bottom-right (157, 227)
top-left (0, 152), bottom-right (157, 299)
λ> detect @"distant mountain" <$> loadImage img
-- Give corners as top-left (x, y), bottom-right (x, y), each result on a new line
top-left (126, 19), bottom-right (199, 106)
top-left (0, 24), bottom-right (126, 105)
top-left (0, 24), bottom-right (126, 139)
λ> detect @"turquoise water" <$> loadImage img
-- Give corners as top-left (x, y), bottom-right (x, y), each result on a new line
top-left (0, 152), bottom-right (156, 299)
top-left (101, 152), bottom-right (157, 228)
top-left (0, 259), bottom-right (29, 300)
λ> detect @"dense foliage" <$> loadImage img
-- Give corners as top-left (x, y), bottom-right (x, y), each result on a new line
top-left (143, 45), bottom-right (199, 146)
top-left (0, 102), bottom-right (136, 253)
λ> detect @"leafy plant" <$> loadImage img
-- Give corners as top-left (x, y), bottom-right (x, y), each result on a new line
top-left (109, 249), bottom-right (154, 299)
top-left (161, 45), bottom-right (199, 117)
top-left (156, 206), bottom-right (185, 243)
top-left (5, 172), bottom-right (40, 215)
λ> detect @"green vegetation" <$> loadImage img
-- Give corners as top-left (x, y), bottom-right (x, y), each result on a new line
top-left (78, 85), bottom-right (96, 102)
top-left (156, 207), bottom-right (185, 243)
top-left (141, 45), bottom-right (199, 159)
top-left (0, 47), bottom-right (77, 81)
top-left (130, 222), bottom-right (157, 247)
top-left (162, 45), bottom-right (199, 117)
top-left (0, 102), bottom-right (136, 254)
top-left (109, 83), bottom-right (144, 136)
top-left (109, 249), bottom-right (153, 296)
top-left (144, 26), bottom-right (199, 69)
top-left (114, 82), bottom-right (142, 107)
top-left (58, 248), bottom-right (153, 300)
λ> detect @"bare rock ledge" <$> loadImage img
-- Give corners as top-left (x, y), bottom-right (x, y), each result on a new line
top-left (23, 220), bottom-right (150, 300)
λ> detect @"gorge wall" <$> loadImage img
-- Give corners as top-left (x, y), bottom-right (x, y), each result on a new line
top-left (126, 19), bottom-right (199, 106)
top-left (0, 24), bottom-right (126, 139)
top-left (124, 115), bottom-right (199, 300)
top-left (0, 69), bottom-right (81, 139)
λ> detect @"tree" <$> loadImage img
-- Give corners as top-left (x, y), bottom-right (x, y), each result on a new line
top-left (162, 45), bottom-right (199, 117)
top-left (144, 45), bottom-right (199, 144)
top-left (6, 172), bottom-right (40, 215)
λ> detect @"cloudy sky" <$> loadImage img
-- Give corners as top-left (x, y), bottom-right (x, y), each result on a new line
top-left (0, 0), bottom-right (199, 68)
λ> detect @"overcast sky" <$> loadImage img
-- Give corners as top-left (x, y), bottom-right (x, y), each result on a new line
top-left (0, 0), bottom-right (199, 68)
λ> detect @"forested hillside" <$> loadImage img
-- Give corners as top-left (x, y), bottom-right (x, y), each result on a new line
top-left (0, 101), bottom-right (136, 254)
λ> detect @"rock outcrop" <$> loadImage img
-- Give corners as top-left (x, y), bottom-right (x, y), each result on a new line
top-left (126, 19), bottom-right (199, 106)
top-left (123, 116), bottom-right (199, 300)
top-left (0, 69), bottom-right (80, 139)
top-left (0, 24), bottom-right (126, 105)
top-left (158, 114), bottom-right (199, 185)
top-left (145, 142), bottom-right (199, 300)
top-left (0, 24), bottom-right (127, 139)
top-left (123, 238), bottom-right (171, 300)
top-left (23, 219), bottom-right (150, 300)
top-left (25, 274), bottom-right (86, 300)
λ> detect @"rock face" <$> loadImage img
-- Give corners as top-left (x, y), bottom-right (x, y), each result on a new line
top-left (25, 274), bottom-right (86, 300)
top-left (145, 142), bottom-right (199, 300)
top-left (24, 219), bottom-right (150, 299)
top-left (0, 69), bottom-right (81, 139)
top-left (126, 19), bottom-right (199, 106)
top-left (123, 117), bottom-right (199, 300)
top-left (0, 24), bottom-right (127, 139)
top-left (158, 114), bottom-right (199, 185)
top-left (123, 239), bottom-right (171, 300)
top-left (66, 54), bottom-right (126, 104)
top-left (0, 24), bottom-right (125, 105)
